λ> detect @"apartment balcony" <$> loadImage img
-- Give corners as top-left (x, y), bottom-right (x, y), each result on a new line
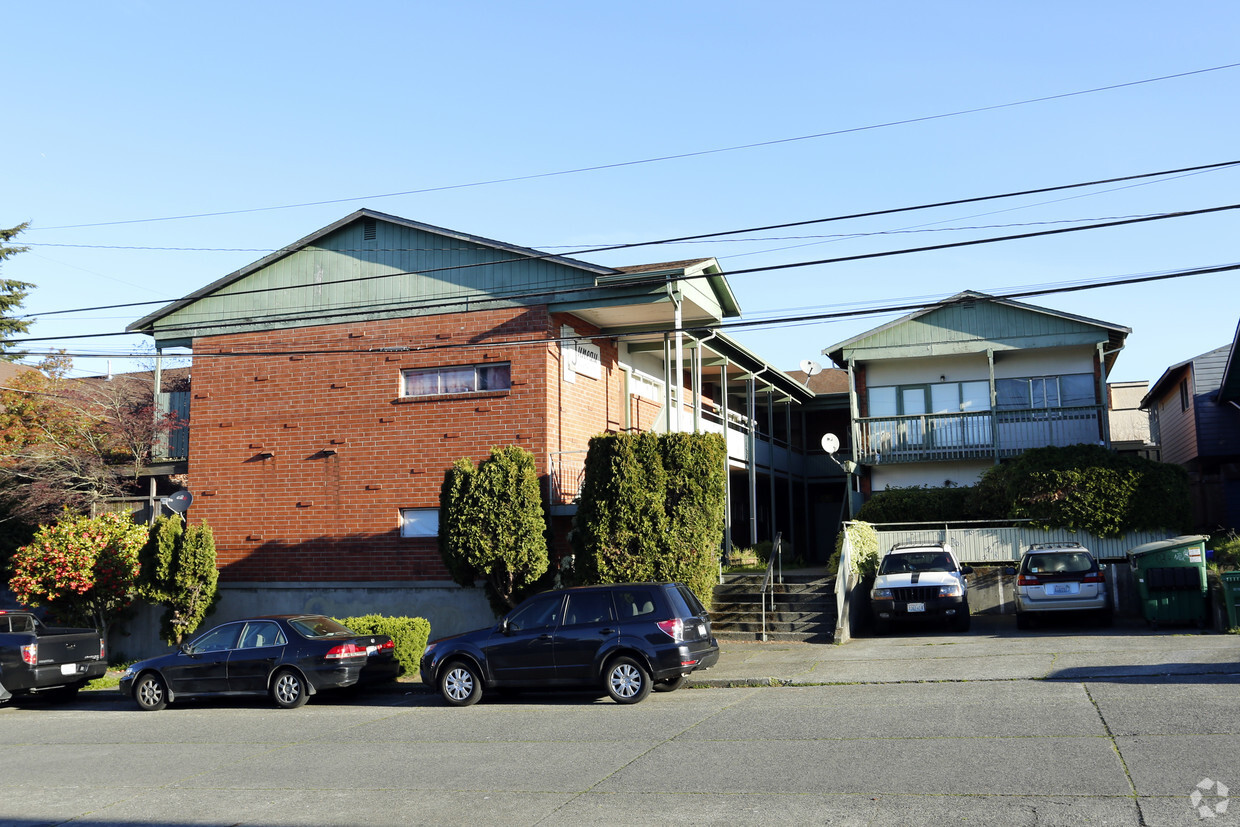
top-left (854, 405), bottom-right (1105, 465)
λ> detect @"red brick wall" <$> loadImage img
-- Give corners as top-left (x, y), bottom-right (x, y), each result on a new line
top-left (188, 307), bottom-right (617, 583)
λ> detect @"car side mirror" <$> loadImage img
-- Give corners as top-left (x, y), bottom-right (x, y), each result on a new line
top-left (179, 643), bottom-right (194, 655)
top-left (499, 618), bottom-right (511, 635)
top-left (1002, 566), bottom-right (1017, 576)
top-left (960, 565), bottom-right (973, 575)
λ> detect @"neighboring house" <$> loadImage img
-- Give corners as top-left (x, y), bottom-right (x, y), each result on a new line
top-left (1141, 321), bottom-right (1240, 531)
top-left (1107, 380), bottom-right (1157, 460)
top-left (822, 291), bottom-right (1130, 494)
top-left (126, 210), bottom-right (826, 630)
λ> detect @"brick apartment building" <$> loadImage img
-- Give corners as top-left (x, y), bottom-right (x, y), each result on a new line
top-left (129, 210), bottom-right (833, 638)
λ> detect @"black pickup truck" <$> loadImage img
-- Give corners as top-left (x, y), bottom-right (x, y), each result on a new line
top-left (0, 610), bottom-right (108, 702)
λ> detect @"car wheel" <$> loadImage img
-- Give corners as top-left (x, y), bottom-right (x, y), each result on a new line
top-left (605, 656), bottom-right (651, 704)
top-left (654, 675), bottom-right (688, 693)
top-left (440, 660), bottom-right (483, 707)
top-left (271, 668), bottom-right (309, 709)
top-left (133, 672), bottom-right (168, 711)
top-left (952, 611), bottom-right (971, 633)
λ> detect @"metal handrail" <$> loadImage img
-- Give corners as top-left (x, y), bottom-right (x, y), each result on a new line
top-left (758, 532), bottom-right (783, 642)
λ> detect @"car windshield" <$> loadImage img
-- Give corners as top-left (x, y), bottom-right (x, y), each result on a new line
top-left (879, 552), bottom-right (954, 574)
top-left (1025, 552), bottom-right (1095, 574)
top-left (288, 616), bottom-right (355, 638)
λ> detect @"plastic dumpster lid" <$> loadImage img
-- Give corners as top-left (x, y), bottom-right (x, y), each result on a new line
top-left (1127, 534), bottom-right (1210, 559)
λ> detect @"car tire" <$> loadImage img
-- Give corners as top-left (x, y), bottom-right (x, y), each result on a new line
top-left (271, 668), bottom-right (309, 709)
top-left (440, 660), bottom-right (483, 707)
top-left (952, 610), bottom-right (971, 633)
top-left (605, 656), bottom-right (651, 704)
top-left (133, 672), bottom-right (168, 712)
top-left (654, 675), bottom-right (688, 693)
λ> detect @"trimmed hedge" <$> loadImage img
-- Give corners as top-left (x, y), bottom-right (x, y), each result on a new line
top-left (336, 614), bottom-right (431, 678)
top-left (856, 444), bottom-right (1192, 538)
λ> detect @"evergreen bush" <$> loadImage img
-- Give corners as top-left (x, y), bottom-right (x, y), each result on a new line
top-left (572, 431), bottom-right (725, 610)
top-left (335, 614), bottom-right (430, 677)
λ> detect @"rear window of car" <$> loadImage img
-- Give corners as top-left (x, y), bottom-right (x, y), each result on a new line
top-left (668, 584), bottom-right (705, 618)
top-left (1023, 551), bottom-right (1096, 575)
top-left (289, 616), bottom-right (355, 638)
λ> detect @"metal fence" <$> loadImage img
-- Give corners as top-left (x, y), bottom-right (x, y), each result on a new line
top-left (873, 522), bottom-right (1173, 564)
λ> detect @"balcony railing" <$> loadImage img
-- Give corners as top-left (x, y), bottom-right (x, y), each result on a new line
top-left (854, 405), bottom-right (1104, 465)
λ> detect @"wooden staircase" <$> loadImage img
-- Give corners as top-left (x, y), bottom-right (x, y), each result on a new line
top-left (710, 572), bottom-right (838, 643)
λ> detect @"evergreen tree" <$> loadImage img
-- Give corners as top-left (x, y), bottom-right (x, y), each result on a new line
top-left (137, 516), bottom-right (219, 644)
top-left (0, 224), bottom-right (35, 361)
top-left (437, 446), bottom-right (549, 612)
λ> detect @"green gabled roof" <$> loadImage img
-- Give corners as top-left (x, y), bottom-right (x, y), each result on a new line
top-left (128, 210), bottom-right (734, 349)
top-left (823, 290), bottom-right (1130, 369)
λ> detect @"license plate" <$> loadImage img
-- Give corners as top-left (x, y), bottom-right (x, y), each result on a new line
top-left (1049, 583), bottom-right (1079, 595)
top-left (60, 663), bottom-right (78, 676)
top-left (366, 645), bottom-right (378, 655)
top-left (697, 624), bottom-right (706, 637)
top-left (907, 602), bottom-right (926, 613)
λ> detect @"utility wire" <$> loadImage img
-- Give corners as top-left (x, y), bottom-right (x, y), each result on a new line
top-left (14, 260), bottom-right (1237, 355)
top-left (21, 160), bottom-right (1240, 321)
top-left (27, 63), bottom-right (1240, 232)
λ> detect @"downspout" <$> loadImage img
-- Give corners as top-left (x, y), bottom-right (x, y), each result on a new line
top-left (721, 361), bottom-right (733, 560)
top-left (1098, 342), bottom-right (1124, 447)
top-left (667, 280), bottom-right (684, 433)
top-left (768, 387), bottom-right (776, 544)
top-left (662, 332), bottom-right (672, 434)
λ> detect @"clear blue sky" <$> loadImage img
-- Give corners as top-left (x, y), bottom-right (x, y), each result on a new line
top-left (5, 2), bottom-right (1239, 388)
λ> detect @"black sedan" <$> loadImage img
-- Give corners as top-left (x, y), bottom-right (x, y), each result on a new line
top-left (119, 615), bottom-right (398, 711)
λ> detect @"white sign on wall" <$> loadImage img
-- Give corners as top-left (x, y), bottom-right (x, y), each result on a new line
top-left (561, 326), bottom-right (601, 382)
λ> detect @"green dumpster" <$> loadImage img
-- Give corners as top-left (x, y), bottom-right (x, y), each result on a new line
top-left (1127, 535), bottom-right (1209, 628)
top-left (1221, 571), bottom-right (1240, 630)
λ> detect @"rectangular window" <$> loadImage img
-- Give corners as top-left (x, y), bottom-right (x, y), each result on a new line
top-left (402, 363), bottom-right (511, 397)
top-left (996, 374), bottom-right (1093, 410)
top-left (1180, 378), bottom-right (1190, 411)
top-left (400, 508), bottom-right (439, 538)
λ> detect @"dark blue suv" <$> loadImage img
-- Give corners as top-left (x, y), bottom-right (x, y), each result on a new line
top-left (420, 582), bottom-right (719, 705)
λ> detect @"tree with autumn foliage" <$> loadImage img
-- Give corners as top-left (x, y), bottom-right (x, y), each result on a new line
top-left (8, 511), bottom-right (147, 637)
top-left (0, 354), bottom-right (181, 523)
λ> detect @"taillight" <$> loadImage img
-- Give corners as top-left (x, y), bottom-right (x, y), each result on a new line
top-left (1083, 571), bottom-right (1106, 583)
top-left (21, 643), bottom-right (37, 666)
top-left (374, 640), bottom-right (394, 653)
top-left (656, 618), bottom-right (684, 642)
top-left (100, 639), bottom-right (107, 660)
top-left (324, 643), bottom-right (365, 660)
top-left (1017, 575), bottom-right (1040, 586)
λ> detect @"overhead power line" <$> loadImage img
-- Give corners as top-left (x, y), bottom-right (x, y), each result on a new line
top-left (22, 159), bottom-right (1240, 322)
top-left (28, 62), bottom-right (1240, 232)
top-left (18, 261), bottom-right (1239, 363)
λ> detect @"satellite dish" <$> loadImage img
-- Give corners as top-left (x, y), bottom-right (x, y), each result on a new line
top-left (163, 489), bottom-right (193, 514)
top-left (799, 359), bottom-right (822, 376)
top-left (821, 433), bottom-right (840, 455)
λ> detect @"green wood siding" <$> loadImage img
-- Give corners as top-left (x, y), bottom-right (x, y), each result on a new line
top-left (142, 218), bottom-right (609, 344)
top-left (838, 300), bottom-right (1113, 361)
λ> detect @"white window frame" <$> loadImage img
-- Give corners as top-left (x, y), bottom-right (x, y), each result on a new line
top-left (400, 508), bottom-right (440, 538)
top-left (401, 363), bottom-right (511, 397)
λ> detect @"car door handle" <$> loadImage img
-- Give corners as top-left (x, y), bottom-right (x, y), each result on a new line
top-left (538, 634), bottom-right (553, 641)
top-left (599, 628), bottom-right (615, 635)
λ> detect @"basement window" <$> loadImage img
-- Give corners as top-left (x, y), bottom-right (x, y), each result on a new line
top-left (402, 363), bottom-right (511, 397)
top-left (400, 508), bottom-right (439, 538)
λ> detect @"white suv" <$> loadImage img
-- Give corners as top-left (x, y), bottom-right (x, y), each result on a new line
top-left (870, 543), bottom-right (973, 634)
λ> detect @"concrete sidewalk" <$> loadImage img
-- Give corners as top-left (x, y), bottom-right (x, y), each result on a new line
top-left (693, 614), bottom-right (1240, 686)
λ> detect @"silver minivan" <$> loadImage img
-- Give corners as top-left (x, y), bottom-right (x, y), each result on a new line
top-left (1009, 543), bottom-right (1111, 629)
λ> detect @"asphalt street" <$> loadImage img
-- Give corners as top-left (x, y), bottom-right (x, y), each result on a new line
top-left (2, 616), bottom-right (1237, 827)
